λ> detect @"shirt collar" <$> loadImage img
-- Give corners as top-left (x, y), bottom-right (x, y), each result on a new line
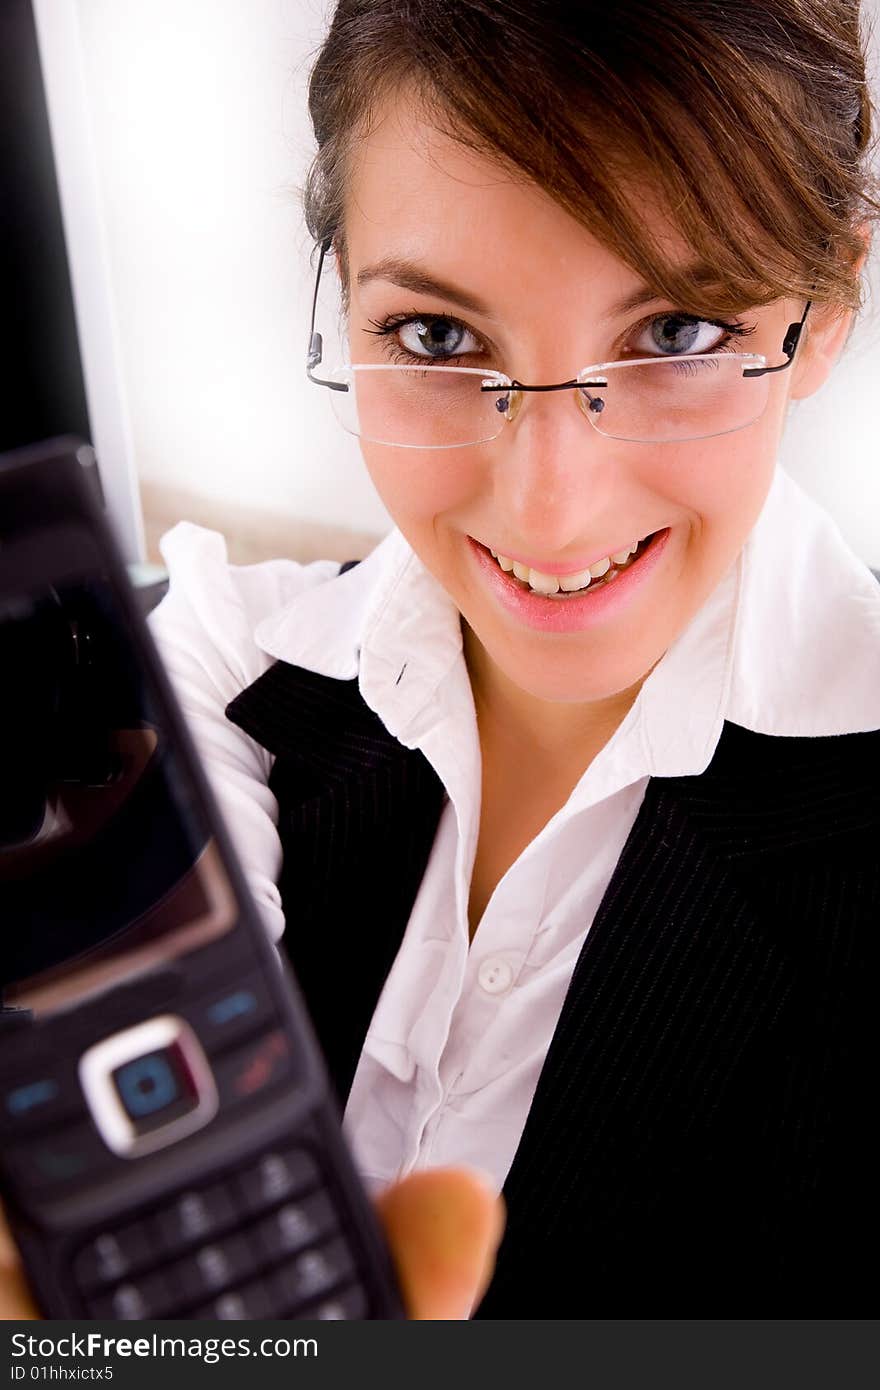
top-left (725, 463), bottom-right (880, 736)
top-left (254, 525), bottom-right (466, 744)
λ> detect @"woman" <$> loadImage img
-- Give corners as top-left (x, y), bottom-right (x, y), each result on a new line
top-left (137, 0), bottom-right (880, 1315)
top-left (6, 0), bottom-right (880, 1317)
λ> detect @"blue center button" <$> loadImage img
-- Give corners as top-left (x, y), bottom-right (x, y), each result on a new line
top-left (80, 1017), bottom-right (218, 1157)
top-left (114, 1054), bottom-right (178, 1117)
top-left (111, 1045), bottom-right (198, 1135)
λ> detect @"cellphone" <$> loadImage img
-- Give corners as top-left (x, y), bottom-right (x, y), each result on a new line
top-left (0, 436), bottom-right (405, 1321)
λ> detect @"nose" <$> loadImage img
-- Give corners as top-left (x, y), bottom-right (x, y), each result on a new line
top-left (489, 386), bottom-right (615, 554)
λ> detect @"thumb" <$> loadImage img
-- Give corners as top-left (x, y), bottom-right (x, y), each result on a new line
top-left (374, 1167), bottom-right (505, 1320)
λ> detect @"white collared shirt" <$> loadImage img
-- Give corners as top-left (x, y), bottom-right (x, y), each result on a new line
top-left (148, 465), bottom-right (880, 1197)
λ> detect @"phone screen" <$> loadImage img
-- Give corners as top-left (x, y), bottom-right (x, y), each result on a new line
top-left (0, 533), bottom-right (237, 1017)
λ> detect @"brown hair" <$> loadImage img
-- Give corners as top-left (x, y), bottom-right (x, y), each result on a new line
top-left (302, 0), bottom-right (879, 321)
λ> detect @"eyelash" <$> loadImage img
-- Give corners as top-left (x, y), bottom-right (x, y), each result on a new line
top-left (363, 309), bottom-right (758, 366)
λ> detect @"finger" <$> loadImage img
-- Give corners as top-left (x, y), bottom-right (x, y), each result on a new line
top-left (0, 1205), bottom-right (39, 1321)
top-left (374, 1167), bottom-right (505, 1320)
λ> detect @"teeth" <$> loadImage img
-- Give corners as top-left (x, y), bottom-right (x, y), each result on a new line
top-left (488, 536), bottom-right (647, 596)
top-left (559, 568), bottom-right (593, 593)
top-left (526, 569), bottom-right (560, 595)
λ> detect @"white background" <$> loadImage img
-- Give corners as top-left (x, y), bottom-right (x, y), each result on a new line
top-left (64, 0), bottom-right (880, 562)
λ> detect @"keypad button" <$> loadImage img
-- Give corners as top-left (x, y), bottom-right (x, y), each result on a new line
top-left (270, 1236), bottom-right (355, 1312)
top-left (212, 1030), bottom-right (292, 1106)
top-left (238, 1148), bottom-right (320, 1214)
top-left (153, 1182), bottom-right (237, 1253)
top-left (4, 1077), bottom-right (62, 1125)
top-left (5, 1123), bottom-right (113, 1193)
top-left (309, 1284), bottom-right (369, 1320)
top-left (74, 1220), bottom-right (155, 1291)
top-left (193, 1278), bottom-right (276, 1320)
top-left (88, 1269), bottom-right (179, 1320)
top-left (1, 1059), bottom-right (81, 1134)
top-left (190, 974), bottom-right (276, 1054)
top-left (255, 1190), bottom-right (336, 1261)
top-left (171, 1233), bottom-right (261, 1302)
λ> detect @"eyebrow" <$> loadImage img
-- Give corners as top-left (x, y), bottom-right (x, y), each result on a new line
top-left (608, 262), bottom-right (723, 317)
top-left (355, 255), bottom-right (708, 320)
top-left (608, 284), bottom-right (683, 317)
top-left (356, 258), bottom-right (497, 318)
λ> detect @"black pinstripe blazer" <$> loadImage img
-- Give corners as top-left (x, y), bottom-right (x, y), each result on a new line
top-left (226, 637), bottom-right (880, 1315)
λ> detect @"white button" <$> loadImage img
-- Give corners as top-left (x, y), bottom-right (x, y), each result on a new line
top-left (477, 957), bottom-right (514, 995)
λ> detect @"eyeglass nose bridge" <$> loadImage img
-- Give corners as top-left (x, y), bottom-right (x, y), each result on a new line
top-left (485, 376), bottom-right (608, 432)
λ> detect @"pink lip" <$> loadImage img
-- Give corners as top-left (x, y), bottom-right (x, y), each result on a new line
top-left (466, 528), bottom-right (671, 634)
top-left (474, 536), bottom-right (655, 576)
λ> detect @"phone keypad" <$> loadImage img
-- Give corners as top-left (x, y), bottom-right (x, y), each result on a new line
top-left (75, 1144), bottom-right (369, 1320)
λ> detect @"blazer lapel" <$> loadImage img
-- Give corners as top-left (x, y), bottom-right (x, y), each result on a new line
top-left (226, 661), bottom-right (446, 1105)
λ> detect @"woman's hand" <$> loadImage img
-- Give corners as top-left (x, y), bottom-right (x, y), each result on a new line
top-left (0, 1168), bottom-right (504, 1321)
top-left (0, 1208), bottom-right (37, 1319)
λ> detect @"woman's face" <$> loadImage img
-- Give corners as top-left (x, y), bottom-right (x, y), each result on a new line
top-left (341, 92), bottom-right (848, 717)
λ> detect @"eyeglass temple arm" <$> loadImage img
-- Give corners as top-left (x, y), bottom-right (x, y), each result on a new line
top-left (742, 299), bottom-right (812, 379)
top-left (306, 236), bottom-right (349, 393)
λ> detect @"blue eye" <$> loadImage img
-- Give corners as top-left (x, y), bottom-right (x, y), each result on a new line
top-left (651, 316), bottom-right (702, 353)
top-left (364, 312), bottom-right (483, 363)
top-left (399, 317), bottom-right (476, 357)
top-left (633, 313), bottom-right (752, 358)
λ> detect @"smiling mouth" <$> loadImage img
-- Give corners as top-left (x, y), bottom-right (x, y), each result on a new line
top-left (473, 531), bottom-right (662, 597)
